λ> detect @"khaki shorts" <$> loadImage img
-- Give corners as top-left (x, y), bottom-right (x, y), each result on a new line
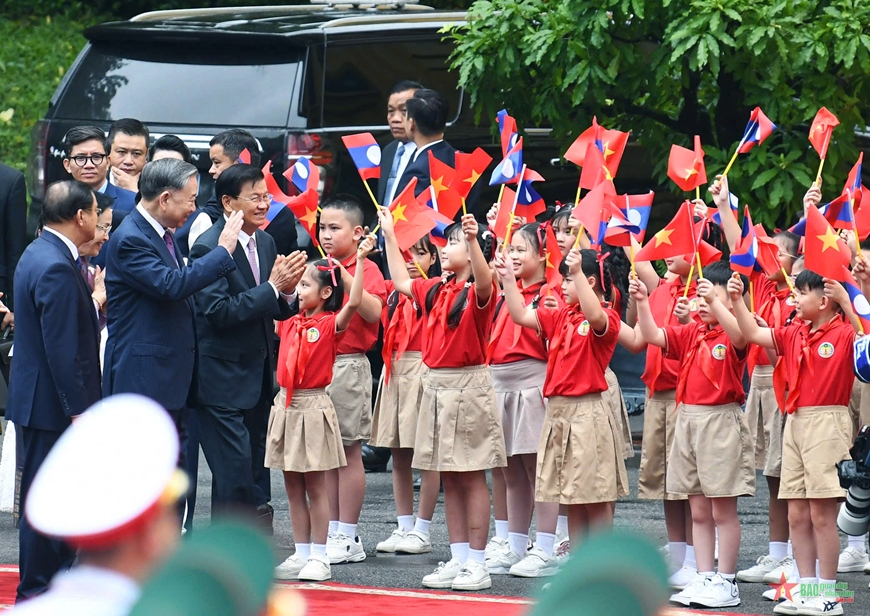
top-left (745, 366), bottom-right (784, 477)
top-left (779, 406), bottom-right (851, 500)
top-left (848, 380), bottom-right (870, 436)
top-left (326, 354), bottom-right (373, 446)
top-left (536, 394), bottom-right (629, 505)
top-left (412, 365), bottom-right (506, 472)
top-left (637, 390), bottom-right (686, 501)
top-left (371, 352), bottom-right (427, 449)
top-left (667, 403), bottom-right (755, 497)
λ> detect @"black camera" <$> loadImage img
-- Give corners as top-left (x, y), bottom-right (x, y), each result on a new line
top-left (837, 425), bottom-right (870, 536)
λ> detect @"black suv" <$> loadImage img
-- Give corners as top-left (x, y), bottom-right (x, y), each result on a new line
top-left (27, 1), bottom-right (647, 422)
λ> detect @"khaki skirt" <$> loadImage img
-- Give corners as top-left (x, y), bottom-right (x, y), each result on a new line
top-left (603, 367), bottom-right (635, 460)
top-left (490, 359), bottom-right (547, 457)
top-left (266, 388), bottom-right (347, 473)
top-left (371, 352), bottom-right (427, 449)
top-left (536, 394), bottom-right (629, 505)
top-left (412, 365), bottom-right (507, 472)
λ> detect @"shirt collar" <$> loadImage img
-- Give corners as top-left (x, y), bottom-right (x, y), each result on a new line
top-left (137, 204), bottom-right (167, 238)
top-left (97, 180), bottom-right (108, 194)
top-left (52, 565), bottom-right (140, 606)
top-left (413, 139), bottom-right (443, 162)
top-left (43, 226), bottom-right (80, 261)
top-left (398, 141), bottom-right (416, 157)
top-left (224, 215), bottom-right (255, 247)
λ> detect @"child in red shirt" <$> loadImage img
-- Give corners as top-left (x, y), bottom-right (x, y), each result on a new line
top-left (731, 268), bottom-right (859, 615)
top-left (634, 260), bottom-right (754, 609)
top-left (379, 209), bottom-right (506, 592)
top-left (268, 238), bottom-right (370, 582)
top-left (371, 237), bottom-right (440, 556)
top-left (496, 247), bottom-right (627, 544)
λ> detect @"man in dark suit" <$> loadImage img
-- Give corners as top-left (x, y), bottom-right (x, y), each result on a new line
top-left (103, 158), bottom-right (243, 477)
top-left (189, 164), bottom-right (305, 521)
top-left (61, 126), bottom-right (136, 213)
top-left (0, 162), bottom-right (26, 385)
top-left (6, 180), bottom-right (102, 601)
top-left (377, 80), bottom-right (422, 208)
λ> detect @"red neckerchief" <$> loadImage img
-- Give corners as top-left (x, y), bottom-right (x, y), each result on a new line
top-left (284, 312), bottom-right (332, 406)
top-left (382, 292), bottom-right (416, 384)
top-left (648, 277), bottom-right (696, 394)
top-left (486, 280), bottom-right (544, 363)
top-left (675, 324), bottom-right (723, 409)
top-left (545, 305), bottom-right (589, 377)
top-left (748, 284), bottom-right (792, 375)
top-left (773, 315), bottom-right (841, 415)
top-left (426, 277), bottom-right (463, 347)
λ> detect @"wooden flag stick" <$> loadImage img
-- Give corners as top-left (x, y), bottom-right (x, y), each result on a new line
top-left (721, 147), bottom-right (742, 178)
top-left (815, 157), bottom-right (826, 186)
top-left (695, 249), bottom-right (704, 278)
top-left (629, 241), bottom-right (636, 278)
top-left (749, 279), bottom-right (755, 313)
top-left (782, 267), bottom-right (795, 293)
top-left (497, 184), bottom-right (505, 205)
top-left (683, 262), bottom-right (696, 298)
top-left (573, 179), bottom-right (582, 208)
top-left (461, 197), bottom-right (467, 217)
top-left (413, 261), bottom-right (428, 279)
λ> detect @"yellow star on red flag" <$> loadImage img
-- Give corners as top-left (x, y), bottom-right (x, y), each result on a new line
top-left (817, 227), bottom-right (840, 251)
top-left (653, 228), bottom-right (674, 247)
top-left (392, 202), bottom-right (409, 224)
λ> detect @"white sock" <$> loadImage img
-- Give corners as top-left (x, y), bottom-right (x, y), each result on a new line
top-left (296, 543), bottom-right (311, 559)
top-left (397, 515), bottom-right (414, 532)
top-left (800, 576), bottom-right (818, 585)
top-left (468, 548), bottom-right (486, 564)
top-left (791, 559), bottom-right (799, 579)
top-left (787, 540), bottom-right (793, 557)
top-left (684, 545), bottom-right (697, 569)
top-left (815, 559), bottom-right (820, 579)
top-left (556, 515), bottom-right (569, 537)
top-left (770, 541), bottom-right (788, 561)
top-left (536, 532), bottom-right (556, 557)
top-left (508, 532), bottom-right (529, 557)
top-left (328, 520), bottom-right (339, 534)
top-left (311, 543), bottom-right (326, 557)
top-left (494, 520), bottom-right (509, 540)
top-left (699, 570), bottom-right (715, 578)
top-left (848, 534), bottom-right (867, 554)
top-left (338, 522), bottom-right (357, 538)
top-left (719, 572), bottom-right (735, 580)
top-left (414, 518), bottom-right (431, 536)
top-left (669, 541), bottom-right (687, 568)
top-left (450, 542), bottom-right (470, 563)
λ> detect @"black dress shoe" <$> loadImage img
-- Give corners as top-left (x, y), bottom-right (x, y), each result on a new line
top-left (256, 502), bottom-right (274, 536)
top-left (361, 443), bottom-right (391, 472)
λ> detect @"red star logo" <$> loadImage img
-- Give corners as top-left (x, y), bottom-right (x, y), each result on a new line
top-left (768, 573), bottom-right (798, 602)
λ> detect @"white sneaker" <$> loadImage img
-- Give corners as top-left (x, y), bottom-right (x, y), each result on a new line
top-left (554, 536), bottom-right (570, 564)
top-left (509, 547), bottom-right (560, 578)
top-left (763, 574), bottom-right (800, 602)
top-left (452, 560), bottom-right (492, 591)
top-left (774, 598), bottom-right (801, 615)
top-left (274, 553), bottom-right (307, 580)
top-left (838, 546), bottom-right (869, 573)
top-left (690, 574), bottom-right (740, 608)
top-left (764, 556), bottom-right (797, 584)
top-left (485, 548), bottom-right (522, 575)
top-left (395, 530), bottom-right (432, 554)
top-left (669, 565), bottom-right (698, 590)
top-left (794, 595), bottom-right (844, 615)
top-left (326, 532), bottom-right (366, 564)
top-left (738, 554), bottom-right (782, 583)
top-left (669, 573), bottom-right (709, 607)
top-left (422, 558), bottom-right (464, 589)
top-left (376, 529), bottom-right (406, 553)
top-left (297, 553), bottom-right (331, 581)
top-left (484, 536), bottom-right (509, 560)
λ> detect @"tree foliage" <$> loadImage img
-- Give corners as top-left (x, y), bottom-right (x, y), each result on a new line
top-left (449, 0), bottom-right (870, 227)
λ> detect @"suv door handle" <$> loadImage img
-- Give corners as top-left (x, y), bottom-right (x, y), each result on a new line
top-left (550, 157), bottom-right (569, 168)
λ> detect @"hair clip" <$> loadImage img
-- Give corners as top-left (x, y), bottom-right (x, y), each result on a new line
top-left (597, 251), bottom-right (611, 286)
top-left (317, 256), bottom-right (338, 286)
top-left (536, 223), bottom-right (547, 256)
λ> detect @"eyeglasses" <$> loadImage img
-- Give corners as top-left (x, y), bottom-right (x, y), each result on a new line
top-left (69, 154), bottom-right (107, 167)
top-left (96, 223), bottom-right (111, 233)
top-left (238, 194), bottom-right (273, 205)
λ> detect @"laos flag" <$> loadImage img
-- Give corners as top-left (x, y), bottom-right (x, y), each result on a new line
top-left (341, 133), bottom-right (381, 181)
top-left (285, 157), bottom-right (320, 193)
top-left (737, 107), bottom-right (776, 154)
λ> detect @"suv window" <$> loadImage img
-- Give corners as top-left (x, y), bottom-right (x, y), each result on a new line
top-left (321, 38), bottom-right (461, 127)
top-left (56, 42), bottom-right (302, 127)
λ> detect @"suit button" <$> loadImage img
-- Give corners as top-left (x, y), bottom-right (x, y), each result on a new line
top-left (259, 347), bottom-right (265, 354)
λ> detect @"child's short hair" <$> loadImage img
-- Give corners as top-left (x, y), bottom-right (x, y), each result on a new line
top-left (308, 259), bottom-right (345, 312)
top-left (704, 260), bottom-right (740, 287)
top-left (775, 231), bottom-right (800, 260)
top-left (695, 217), bottom-right (726, 252)
top-left (794, 269), bottom-right (825, 293)
top-left (559, 249), bottom-right (614, 303)
top-left (321, 194), bottom-right (365, 228)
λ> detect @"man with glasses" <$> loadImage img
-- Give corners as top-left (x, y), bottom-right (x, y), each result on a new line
top-left (5, 180), bottom-right (102, 601)
top-left (189, 163), bottom-right (305, 522)
top-left (61, 126), bottom-right (136, 214)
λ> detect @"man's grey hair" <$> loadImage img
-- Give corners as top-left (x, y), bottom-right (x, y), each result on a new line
top-left (139, 159), bottom-right (198, 201)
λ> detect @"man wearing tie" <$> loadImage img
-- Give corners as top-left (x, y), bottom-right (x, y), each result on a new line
top-left (6, 180), bottom-right (102, 600)
top-left (189, 164), bottom-right (305, 521)
top-left (377, 81), bottom-right (422, 208)
top-left (103, 159), bottom-right (243, 479)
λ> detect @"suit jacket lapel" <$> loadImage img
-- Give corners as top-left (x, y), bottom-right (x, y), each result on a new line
top-left (40, 234), bottom-right (101, 339)
top-left (132, 209), bottom-right (179, 270)
top-left (254, 230), bottom-right (270, 286)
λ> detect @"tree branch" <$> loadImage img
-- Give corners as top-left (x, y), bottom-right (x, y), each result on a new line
top-left (613, 98), bottom-right (684, 133)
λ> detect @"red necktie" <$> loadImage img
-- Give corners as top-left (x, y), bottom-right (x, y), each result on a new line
top-left (648, 278), bottom-right (694, 394)
top-left (283, 315), bottom-right (324, 406)
top-left (675, 325), bottom-right (722, 409)
top-left (382, 295), bottom-right (415, 384)
top-left (427, 279), bottom-right (461, 347)
top-left (485, 281), bottom-right (543, 363)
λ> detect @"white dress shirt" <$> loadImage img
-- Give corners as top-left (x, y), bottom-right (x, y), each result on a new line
top-left (42, 226), bottom-right (79, 261)
top-left (9, 565), bottom-right (140, 616)
top-left (232, 219), bottom-right (296, 302)
top-left (410, 139), bottom-right (443, 163)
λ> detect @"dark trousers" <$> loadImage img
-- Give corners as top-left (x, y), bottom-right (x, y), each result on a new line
top-left (167, 406), bottom-right (190, 524)
top-left (184, 410), bottom-right (200, 532)
top-left (17, 427), bottom-right (75, 602)
top-left (196, 383), bottom-right (271, 516)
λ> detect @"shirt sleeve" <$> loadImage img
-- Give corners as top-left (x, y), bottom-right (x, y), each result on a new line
top-left (363, 260), bottom-right (388, 303)
top-left (411, 278), bottom-right (438, 313)
top-left (535, 306), bottom-right (561, 340)
top-left (663, 323), bottom-right (692, 360)
top-left (772, 324), bottom-right (795, 358)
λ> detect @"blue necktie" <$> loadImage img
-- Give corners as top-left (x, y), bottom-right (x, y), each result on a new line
top-left (384, 143), bottom-right (405, 207)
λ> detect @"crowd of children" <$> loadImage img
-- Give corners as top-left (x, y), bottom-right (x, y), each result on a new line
top-left (263, 182), bottom-right (868, 614)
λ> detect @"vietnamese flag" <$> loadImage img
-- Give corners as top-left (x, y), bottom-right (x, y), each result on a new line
top-left (564, 116), bottom-right (629, 178)
top-left (390, 178), bottom-right (451, 251)
top-left (573, 180), bottom-right (616, 239)
top-left (429, 152), bottom-right (456, 200)
top-left (804, 204), bottom-right (852, 280)
top-left (667, 136), bottom-right (706, 192)
top-left (808, 107), bottom-right (839, 159)
top-left (634, 201), bottom-right (697, 262)
top-left (754, 225), bottom-right (784, 277)
top-left (579, 140), bottom-right (613, 190)
top-left (543, 222), bottom-right (563, 291)
top-left (492, 185), bottom-right (517, 242)
top-left (452, 147), bottom-right (493, 199)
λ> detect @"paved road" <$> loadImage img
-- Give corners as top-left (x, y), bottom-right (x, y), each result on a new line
top-left (1, 430), bottom-right (868, 614)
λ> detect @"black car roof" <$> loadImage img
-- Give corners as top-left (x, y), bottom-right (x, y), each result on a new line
top-left (85, 5), bottom-right (467, 46)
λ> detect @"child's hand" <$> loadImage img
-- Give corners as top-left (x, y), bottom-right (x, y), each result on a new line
top-left (727, 272), bottom-right (745, 302)
top-left (855, 255), bottom-right (870, 283)
top-left (486, 202), bottom-right (499, 229)
top-left (709, 174), bottom-right (729, 209)
top-left (541, 295), bottom-right (559, 309)
top-left (461, 213), bottom-right (479, 241)
top-left (376, 207), bottom-right (395, 236)
top-left (752, 314), bottom-right (769, 328)
top-left (691, 198), bottom-right (708, 219)
top-left (628, 277), bottom-right (648, 301)
top-left (673, 296), bottom-right (691, 322)
top-left (696, 278), bottom-right (715, 302)
top-left (358, 234), bottom-right (376, 259)
top-left (568, 214), bottom-right (582, 233)
top-left (824, 277), bottom-right (849, 308)
top-left (840, 229), bottom-right (858, 259)
top-left (803, 185), bottom-right (822, 211)
top-left (564, 248), bottom-right (582, 275)
top-left (492, 251), bottom-right (515, 283)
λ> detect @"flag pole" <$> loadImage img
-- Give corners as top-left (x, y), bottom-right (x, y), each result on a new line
top-left (682, 262), bottom-right (695, 298)
top-left (497, 184), bottom-right (505, 206)
top-left (461, 197), bottom-right (467, 217)
top-left (722, 133), bottom-right (750, 178)
top-left (849, 192), bottom-right (864, 260)
top-left (814, 131), bottom-right (832, 186)
top-left (573, 178), bottom-right (582, 208)
top-left (502, 165), bottom-right (526, 250)
top-left (782, 267), bottom-right (795, 294)
top-left (749, 279), bottom-right (755, 313)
